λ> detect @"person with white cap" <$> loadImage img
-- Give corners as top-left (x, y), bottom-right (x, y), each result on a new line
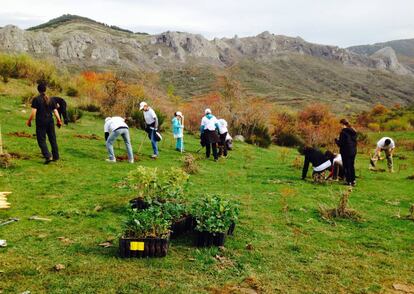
top-left (139, 101), bottom-right (159, 159)
top-left (200, 108), bottom-right (220, 161)
top-left (172, 111), bottom-right (184, 152)
top-left (104, 116), bottom-right (134, 163)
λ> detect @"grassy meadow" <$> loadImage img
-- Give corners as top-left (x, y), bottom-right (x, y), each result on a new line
top-left (0, 93), bottom-right (414, 293)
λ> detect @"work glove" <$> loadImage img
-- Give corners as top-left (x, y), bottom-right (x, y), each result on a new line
top-left (26, 120), bottom-right (32, 127)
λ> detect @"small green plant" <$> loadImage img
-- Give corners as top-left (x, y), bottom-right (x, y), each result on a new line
top-left (192, 195), bottom-right (239, 233)
top-left (161, 202), bottom-right (187, 222)
top-left (127, 166), bottom-right (189, 204)
top-left (67, 107), bottom-right (83, 123)
top-left (123, 206), bottom-right (171, 239)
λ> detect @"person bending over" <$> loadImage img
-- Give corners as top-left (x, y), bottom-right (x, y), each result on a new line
top-left (370, 137), bottom-right (395, 172)
top-left (104, 116), bottom-right (134, 163)
top-left (300, 146), bottom-right (332, 182)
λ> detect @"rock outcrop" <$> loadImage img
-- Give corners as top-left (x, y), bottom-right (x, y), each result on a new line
top-left (0, 21), bottom-right (412, 76)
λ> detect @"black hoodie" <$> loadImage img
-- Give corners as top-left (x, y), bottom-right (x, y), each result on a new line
top-left (302, 148), bottom-right (329, 179)
top-left (336, 127), bottom-right (357, 155)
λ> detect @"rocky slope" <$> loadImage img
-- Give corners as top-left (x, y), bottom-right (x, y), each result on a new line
top-left (0, 15), bottom-right (412, 76)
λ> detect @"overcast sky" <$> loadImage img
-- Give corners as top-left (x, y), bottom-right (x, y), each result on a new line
top-left (0, 0), bottom-right (413, 47)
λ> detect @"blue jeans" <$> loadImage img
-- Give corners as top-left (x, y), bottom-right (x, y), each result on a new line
top-left (106, 128), bottom-right (133, 161)
top-left (150, 129), bottom-right (158, 155)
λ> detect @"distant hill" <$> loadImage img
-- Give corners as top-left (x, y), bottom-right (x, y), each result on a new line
top-left (348, 39), bottom-right (414, 71)
top-left (1, 14), bottom-right (414, 110)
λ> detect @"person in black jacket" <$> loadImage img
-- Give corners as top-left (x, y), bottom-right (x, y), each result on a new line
top-left (335, 119), bottom-right (357, 186)
top-left (51, 97), bottom-right (69, 125)
top-left (300, 146), bottom-right (332, 181)
top-left (26, 83), bottom-right (62, 164)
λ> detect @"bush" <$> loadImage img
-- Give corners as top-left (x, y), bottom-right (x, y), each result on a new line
top-left (182, 153), bottom-right (199, 174)
top-left (130, 109), bottom-right (166, 131)
top-left (78, 104), bottom-right (100, 112)
top-left (383, 119), bottom-right (410, 131)
top-left (367, 122), bottom-right (380, 132)
top-left (273, 131), bottom-right (304, 147)
top-left (66, 86), bottom-right (79, 97)
top-left (192, 195), bottom-right (239, 233)
top-left (237, 123), bottom-right (271, 148)
top-left (21, 91), bottom-right (37, 106)
top-left (67, 108), bottom-right (83, 123)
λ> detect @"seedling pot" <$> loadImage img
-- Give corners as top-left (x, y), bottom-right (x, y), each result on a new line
top-left (194, 231), bottom-right (226, 247)
top-left (170, 215), bottom-right (195, 238)
top-left (119, 236), bottom-right (169, 258)
top-left (129, 197), bottom-right (150, 210)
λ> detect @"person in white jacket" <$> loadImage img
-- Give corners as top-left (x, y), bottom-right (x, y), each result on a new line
top-left (200, 108), bottom-right (220, 161)
top-left (218, 118), bottom-right (229, 157)
top-left (370, 137), bottom-right (395, 172)
top-left (104, 116), bottom-right (134, 163)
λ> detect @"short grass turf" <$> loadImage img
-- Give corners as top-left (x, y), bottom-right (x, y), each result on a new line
top-left (0, 94), bottom-right (414, 293)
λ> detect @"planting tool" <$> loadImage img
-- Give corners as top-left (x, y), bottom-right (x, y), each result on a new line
top-left (137, 133), bottom-right (146, 155)
top-left (0, 217), bottom-right (19, 227)
top-left (29, 215), bottom-right (52, 222)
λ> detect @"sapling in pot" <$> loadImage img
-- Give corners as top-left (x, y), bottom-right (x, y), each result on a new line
top-left (119, 206), bottom-right (171, 258)
top-left (191, 195), bottom-right (239, 247)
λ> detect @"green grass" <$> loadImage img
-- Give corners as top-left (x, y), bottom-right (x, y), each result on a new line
top-left (1, 94), bottom-right (414, 293)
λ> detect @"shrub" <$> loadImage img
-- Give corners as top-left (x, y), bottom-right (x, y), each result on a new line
top-left (78, 104), bottom-right (101, 112)
top-left (237, 123), bottom-right (272, 148)
top-left (274, 132), bottom-right (304, 147)
top-left (161, 202), bottom-right (187, 222)
top-left (123, 206), bottom-right (171, 238)
top-left (192, 195), bottom-right (239, 233)
top-left (67, 108), bottom-right (83, 123)
top-left (383, 119), bottom-right (410, 131)
top-left (66, 86), bottom-right (79, 97)
top-left (367, 122), bottom-right (380, 132)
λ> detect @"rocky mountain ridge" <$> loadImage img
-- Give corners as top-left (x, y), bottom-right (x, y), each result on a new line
top-left (0, 16), bottom-right (412, 76)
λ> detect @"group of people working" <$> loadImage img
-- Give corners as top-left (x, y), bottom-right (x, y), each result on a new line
top-left (25, 83), bottom-right (233, 164)
top-left (25, 84), bottom-right (396, 181)
top-left (301, 119), bottom-right (396, 186)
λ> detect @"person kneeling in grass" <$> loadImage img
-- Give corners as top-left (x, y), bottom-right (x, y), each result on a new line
top-left (300, 146), bottom-right (332, 182)
top-left (104, 116), bottom-right (134, 163)
top-left (370, 137), bottom-right (395, 172)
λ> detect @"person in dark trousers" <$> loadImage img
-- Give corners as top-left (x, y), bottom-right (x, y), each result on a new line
top-left (200, 108), bottom-right (220, 161)
top-left (300, 146), bottom-right (332, 181)
top-left (218, 118), bottom-right (228, 157)
top-left (335, 119), bottom-right (357, 186)
top-left (51, 97), bottom-right (69, 125)
top-left (26, 84), bottom-right (62, 164)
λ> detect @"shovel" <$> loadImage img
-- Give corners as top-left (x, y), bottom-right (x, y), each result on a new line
top-left (0, 217), bottom-right (19, 227)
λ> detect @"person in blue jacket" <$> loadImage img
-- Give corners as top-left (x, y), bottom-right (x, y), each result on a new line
top-left (172, 111), bottom-right (184, 152)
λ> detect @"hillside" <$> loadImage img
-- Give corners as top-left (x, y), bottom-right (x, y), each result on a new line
top-left (348, 38), bottom-right (414, 71)
top-left (1, 15), bottom-right (414, 109)
top-left (1, 88), bottom-right (414, 292)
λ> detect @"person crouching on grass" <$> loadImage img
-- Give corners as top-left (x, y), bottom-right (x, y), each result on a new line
top-left (104, 116), bottom-right (134, 163)
top-left (370, 137), bottom-right (395, 173)
top-left (300, 146), bottom-right (332, 182)
top-left (26, 83), bottom-right (62, 164)
top-left (172, 111), bottom-right (184, 152)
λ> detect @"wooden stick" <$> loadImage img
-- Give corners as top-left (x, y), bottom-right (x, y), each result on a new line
top-left (0, 124), bottom-right (3, 155)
